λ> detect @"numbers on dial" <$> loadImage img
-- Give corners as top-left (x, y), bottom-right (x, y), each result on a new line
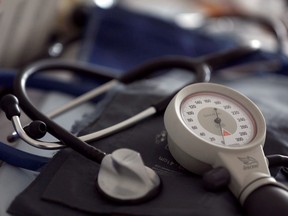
top-left (180, 92), bottom-right (256, 147)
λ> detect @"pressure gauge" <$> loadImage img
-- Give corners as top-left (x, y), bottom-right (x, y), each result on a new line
top-left (164, 83), bottom-right (280, 204)
top-left (180, 92), bottom-right (256, 147)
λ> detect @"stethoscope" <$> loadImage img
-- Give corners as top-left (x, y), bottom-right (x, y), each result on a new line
top-left (0, 43), bottom-right (259, 173)
top-left (2, 42), bottom-right (288, 215)
top-left (2, 43), bottom-right (260, 151)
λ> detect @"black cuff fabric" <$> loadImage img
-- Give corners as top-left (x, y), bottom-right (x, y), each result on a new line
top-left (8, 117), bottom-right (242, 216)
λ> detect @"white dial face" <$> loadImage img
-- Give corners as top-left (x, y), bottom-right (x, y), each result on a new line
top-left (180, 92), bottom-right (256, 147)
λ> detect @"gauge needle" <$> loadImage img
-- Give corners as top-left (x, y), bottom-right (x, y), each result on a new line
top-left (214, 108), bottom-right (225, 145)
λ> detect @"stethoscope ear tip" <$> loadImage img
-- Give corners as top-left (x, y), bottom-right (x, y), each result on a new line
top-left (0, 94), bottom-right (21, 120)
top-left (24, 120), bottom-right (47, 139)
top-left (96, 148), bottom-right (161, 203)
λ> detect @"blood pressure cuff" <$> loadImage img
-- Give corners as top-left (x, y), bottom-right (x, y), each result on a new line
top-left (7, 73), bottom-right (288, 216)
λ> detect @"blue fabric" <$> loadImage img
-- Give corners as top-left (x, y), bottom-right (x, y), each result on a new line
top-left (80, 6), bottom-right (239, 72)
top-left (80, 6), bottom-right (288, 76)
top-left (0, 71), bottom-right (99, 97)
top-left (0, 141), bottom-right (49, 171)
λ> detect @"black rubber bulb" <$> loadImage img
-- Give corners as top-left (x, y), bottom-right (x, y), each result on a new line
top-left (24, 120), bottom-right (47, 139)
top-left (0, 94), bottom-right (21, 120)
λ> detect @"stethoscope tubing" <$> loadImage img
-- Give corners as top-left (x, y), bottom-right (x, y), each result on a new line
top-left (12, 56), bottom-right (211, 162)
top-left (9, 44), bottom-right (259, 163)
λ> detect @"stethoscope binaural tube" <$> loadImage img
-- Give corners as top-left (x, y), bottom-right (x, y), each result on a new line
top-left (5, 56), bottom-right (210, 150)
top-left (2, 43), bottom-right (258, 160)
top-left (10, 56), bottom-right (211, 161)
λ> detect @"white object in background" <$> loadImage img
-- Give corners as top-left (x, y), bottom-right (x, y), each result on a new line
top-left (0, 0), bottom-right (58, 68)
top-left (0, 0), bottom-right (86, 68)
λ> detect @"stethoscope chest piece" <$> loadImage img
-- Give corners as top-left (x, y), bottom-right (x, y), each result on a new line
top-left (97, 148), bottom-right (161, 203)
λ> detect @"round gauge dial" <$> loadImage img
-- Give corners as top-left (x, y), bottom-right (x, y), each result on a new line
top-left (180, 92), bottom-right (256, 147)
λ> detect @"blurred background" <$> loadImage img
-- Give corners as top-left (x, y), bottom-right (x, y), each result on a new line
top-left (1, 0), bottom-right (288, 144)
top-left (1, 1), bottom-right (288, 215)
top-left (1, 0), bottom-right (288, 153)
top-left (0, 0), bottom-right (287, 69)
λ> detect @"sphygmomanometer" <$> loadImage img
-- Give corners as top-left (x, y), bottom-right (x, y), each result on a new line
top-left (1, 44), bottom-right (288, 216)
